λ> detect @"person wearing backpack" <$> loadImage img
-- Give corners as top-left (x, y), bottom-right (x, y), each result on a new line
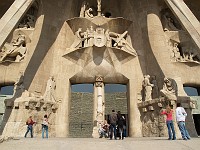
top-left (24, 116), bottom-right (36, 138)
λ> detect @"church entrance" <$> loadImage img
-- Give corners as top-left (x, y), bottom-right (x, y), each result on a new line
top-left (69, 84), bottom-right (94, 137)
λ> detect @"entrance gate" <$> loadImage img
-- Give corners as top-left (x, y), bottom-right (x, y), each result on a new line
top-left (69, 92), bottom-right (94, 137)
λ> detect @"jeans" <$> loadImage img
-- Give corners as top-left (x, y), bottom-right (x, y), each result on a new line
top-left (42, 125), bottom-right (48, 138)
top-left (109, 123), bottom-right (117, 139)
top-left (166, 120), bottom-right (176, 139)
top-left (177, 121), bottom-right (190, 140)
top-left (25, 125), bottom-right (33, 138)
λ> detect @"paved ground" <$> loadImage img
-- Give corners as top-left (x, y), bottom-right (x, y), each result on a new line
top-left (1, 137), bottom-right (200, 150)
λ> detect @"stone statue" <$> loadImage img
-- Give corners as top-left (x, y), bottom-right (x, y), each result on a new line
top-left (79, 1), bottom-right (88, 17)
top-left (151, 76), bottom-right (159, 99)
top-left (70, 28), bottom-right (84, 48)
top-left (87, 26), bottom-right (94, 46)
top-left (0, 34), bottom-right (27, 62)
top-left (172, 43), bottom-right (181, 61)
top-left (105, 29), bottom-right (112, 47)
top-left (18, 14), bottom-right (35, 29)
top-left (85, 8), bottom-right (94, 19)
top-left (43, 76), bottom-right (56, 103)
top-left (163, 12), bottom-right (179, 31)
top-left (160, 77), bottom-right (177, 100)
top-left (142, 75), bottom-right (154, 101)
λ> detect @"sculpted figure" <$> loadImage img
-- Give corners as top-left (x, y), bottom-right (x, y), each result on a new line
top-left (105, 29), bottom-right (112, 47)
top-left (18, 14), bottom-right (35, 29)
top-left (160, 77), bottom-right (177, 100)
top-left (26, 14), bottom-right (35, 28)
top-left (88, 26), bottom-right (95, 46)
top-left (151, 76), bottom-right (159, 99)
top-left (43, 76), bottom-right (56, 103)
top-left (85, 8), bottom-right (94, 19)
top-left (70, 28), bottom-right (84, 49)
top-left (112, 31), bottom-right (137, 55)
top-left (79, 1), bottom-right (88, 17)
top-left (163, 12), bottom-right (179, 31)
top-left (0, 34), bottom-right (27, 62)
top-left (172, 43), bottom-right (181, 61)
top-left (142, 75), bottom-right (154, 101)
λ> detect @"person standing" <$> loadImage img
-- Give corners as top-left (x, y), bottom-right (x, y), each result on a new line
top-left (24, 116), bottom-right (36, 138)
top-left (42, 114), bottom-right (49, 138)
top-left (160, 105), bottom-right (176, 140)
top-left (109, 110), bottom-right (118, 140)
top-left (117, 111), bottom-right (125, 140)
top-left (176, 103), bottom-right (191, 140)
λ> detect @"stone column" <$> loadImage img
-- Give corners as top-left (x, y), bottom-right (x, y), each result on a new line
top-left (55, 80), bottom-right (70, 137)
top-left (92, 75), bottom-right (104, 138)
top-left (97, 0), bottom-right (101, 16)
top-left (128, 79), bottom-right (142, 137)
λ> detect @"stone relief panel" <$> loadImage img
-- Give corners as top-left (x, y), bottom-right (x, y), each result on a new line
top-left (18, 4), bottom-right (38, 29)
top-left (168, 40), bottom-right (200, 64)
top-left (69, 26), bottom-right (136, 55)
top-left (0, 22), bottom-right (34, 63)
top-left (0, 33), bottom-right (29, 62)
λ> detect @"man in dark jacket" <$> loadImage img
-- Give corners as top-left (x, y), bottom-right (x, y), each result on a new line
top-left (109, 110), bottom-right (118, 140)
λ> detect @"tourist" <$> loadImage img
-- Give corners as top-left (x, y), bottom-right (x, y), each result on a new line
top-left (160, 105), bottom-right (176, 140)
top-left (99, 120), bottom-right (109, 138)
top-left (109, 110), bottom-right (118, 140)
top-left (176, 103), bottom-right (191, 140)
top-left (42, 114), bottom-right (49, 138)
top-left (24, 116), bottom-right (36, 138)
top-left (117, 111), bottom-right (125, 140)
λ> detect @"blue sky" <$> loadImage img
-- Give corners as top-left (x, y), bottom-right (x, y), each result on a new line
top-left (0, 84), bottom-right (198, 96)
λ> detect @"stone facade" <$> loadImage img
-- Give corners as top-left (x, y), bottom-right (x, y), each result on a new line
top-left (0, 0), bottom-right (200, 138)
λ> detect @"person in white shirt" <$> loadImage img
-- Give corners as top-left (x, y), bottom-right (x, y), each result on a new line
top-left (42, 114), bottom-right (49, 138)
top-left (176, 103), bottom-right (190, 140)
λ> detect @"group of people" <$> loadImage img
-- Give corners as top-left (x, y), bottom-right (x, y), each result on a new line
top-left (161, 103), bottom-right (190, 140)
top-left (99, 110), bottom-right (126, 140)
top-left (24, 114), bottom-right (49, 138)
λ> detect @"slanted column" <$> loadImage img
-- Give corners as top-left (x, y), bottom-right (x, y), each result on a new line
top-left (164, 0), bottom-right (200, 54)
top-left (92, 75), bottom-right (104, 138)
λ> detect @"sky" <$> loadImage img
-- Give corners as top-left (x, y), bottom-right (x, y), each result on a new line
top-left (0, 84), bottom-right (198, 96)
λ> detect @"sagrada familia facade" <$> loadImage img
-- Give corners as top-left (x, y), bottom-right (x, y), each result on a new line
top-left (0, 0), bottom-right (200, 138)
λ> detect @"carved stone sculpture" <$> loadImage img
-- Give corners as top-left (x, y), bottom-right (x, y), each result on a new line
top-left (70, 28), bottom-right (84, 49)
top-left (18, 14), bottom-right (35, 29)
top-left (79, 1), bottom-right (88, 17)
top-left (0, 34), bottom-right (27, 62)
top-left (142, 75), bottom-right (154, 101)
top-left (151, 76), bottom-right (159, 99)
top-left (162, 12), bottom-right (180, 31)
top-left (85, 8), bottom-right (94, 19)
top-left (43, 76), bottom-right (56, 103)
top-left (172, 42), bottom-right (181, 61)
top-left (160, 77), bottom-right (177, 100)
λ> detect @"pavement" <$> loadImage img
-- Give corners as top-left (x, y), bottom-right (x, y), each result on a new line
top-left (1, 137), bottom-right (200, 150)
